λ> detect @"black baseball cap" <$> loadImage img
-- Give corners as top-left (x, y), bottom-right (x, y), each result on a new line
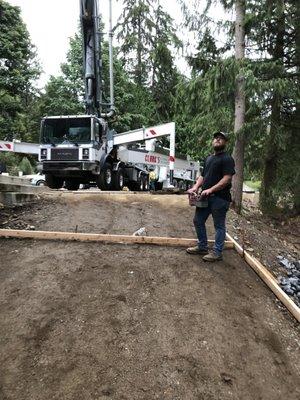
top-left (213, 131), bottom-right (229, 141)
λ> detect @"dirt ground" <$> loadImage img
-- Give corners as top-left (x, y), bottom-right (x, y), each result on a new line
top-left (0, 192), bottom-right (299, 400)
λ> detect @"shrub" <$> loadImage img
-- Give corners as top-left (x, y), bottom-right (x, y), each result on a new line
top-left (18, 157), bottom-right (34, 175)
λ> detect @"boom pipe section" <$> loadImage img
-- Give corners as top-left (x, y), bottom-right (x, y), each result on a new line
top-left (80, 0), bottom-right (102, 116)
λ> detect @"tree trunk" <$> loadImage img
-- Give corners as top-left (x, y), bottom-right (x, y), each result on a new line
top-left (260, 0), bottom-right (285, 215)
top-left (293, 0), bottom-right (300, 214)
top-left (231, 0), bottom-right (246, 214)
top-left (136, 9), bottom-right (142, 86)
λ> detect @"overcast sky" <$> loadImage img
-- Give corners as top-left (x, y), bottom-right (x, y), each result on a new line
top-left (7, 0), bottom-right (114, 86)
top-left (7, 0), bottom-right (226, 88)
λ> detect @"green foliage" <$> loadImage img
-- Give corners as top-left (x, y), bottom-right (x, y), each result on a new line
top-left (116, 0), bottom-right (182, 124)
top-left (174, 56), bottom-right (237, 161)
top-left (18, 157), bottom-right (34, 175)
top-left (116, 0), bottom-right (155, 85)
top-left (244, 180), bottom-right (261, 190)
top-left (176, 0), bottom-right (299, 214)
top-left (0, 152), bottom-right (37, 175)
top-left (39, 75), bottom-right (84, 116)
top-left (0, 0), bottom-right (41, 141)
top-left (150, 4), bottom-right (182, 122)
top-left (0, 152), bottom-right (20, 175)
top-left (38, 33), bottom-right (85, 117)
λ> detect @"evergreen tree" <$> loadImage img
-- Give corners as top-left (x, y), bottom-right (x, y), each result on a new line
top-left (116, 0), bottom-right (155, 86)
top-left (39, 33), bottom-right (84, 117)
top-left (150, 2), bottom-right (182, 122)
top-left (0, 0), bottom-right (40, 141)
top-left (116, 0), bottom-right (181, 124)
top-left (177, 0), bottom-right (299, 214)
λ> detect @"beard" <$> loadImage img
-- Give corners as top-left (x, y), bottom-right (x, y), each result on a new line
top-left (213, 143), bottom-right (226, 152)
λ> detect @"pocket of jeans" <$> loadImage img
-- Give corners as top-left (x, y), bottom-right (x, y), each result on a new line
top-left (211, 196), bottom-right (230, 211)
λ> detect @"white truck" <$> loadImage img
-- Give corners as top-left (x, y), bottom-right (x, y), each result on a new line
top-left (0, 122), bottom-right (200, 191)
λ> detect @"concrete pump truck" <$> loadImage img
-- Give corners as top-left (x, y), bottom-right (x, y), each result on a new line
top-left (39, 0), bottom-right (122, 191)
top-left (36, 0), bottom-right (199, 191)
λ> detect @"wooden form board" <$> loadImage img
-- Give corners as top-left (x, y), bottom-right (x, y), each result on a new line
top-left (0, 229), bottom-right (234, 248)
top-left (226, 233), bottom-right (300, 323)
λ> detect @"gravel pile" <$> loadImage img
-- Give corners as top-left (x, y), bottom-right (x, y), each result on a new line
top-left (277, 255), bottom-right (300, 305)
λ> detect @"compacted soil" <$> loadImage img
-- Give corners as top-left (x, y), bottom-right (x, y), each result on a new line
top-left (0, 192), bottom-right (299, 400)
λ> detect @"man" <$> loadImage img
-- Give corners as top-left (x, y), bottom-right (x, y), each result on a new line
top-left (187, 131), bottom-right (235, 262)
top-left (149, 168), bottom-right (157, 191)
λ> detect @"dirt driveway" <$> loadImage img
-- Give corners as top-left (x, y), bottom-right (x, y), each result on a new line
top-left (0, 193), bottom-right (299, 400)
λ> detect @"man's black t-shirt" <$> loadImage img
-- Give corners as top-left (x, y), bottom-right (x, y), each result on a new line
top-left (201, 152), bottom-right (235, 201)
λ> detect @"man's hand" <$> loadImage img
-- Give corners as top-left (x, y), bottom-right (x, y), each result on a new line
top-left (187, 186), bottom-right (198, 194)
top-left (201, 188), bottom-right (213, 197)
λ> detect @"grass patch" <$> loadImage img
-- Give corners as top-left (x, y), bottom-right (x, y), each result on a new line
top-left (244, 180), bottom-right (261, 190)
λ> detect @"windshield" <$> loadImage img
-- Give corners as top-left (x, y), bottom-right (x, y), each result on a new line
top-left (41, 118), bottom-right (92, 144)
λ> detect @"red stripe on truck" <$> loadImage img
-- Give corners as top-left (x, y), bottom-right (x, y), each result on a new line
top-left (0, 143), bottom-right (12, 150)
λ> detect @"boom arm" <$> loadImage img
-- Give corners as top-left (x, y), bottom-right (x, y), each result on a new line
top-left (80, 0), bottom-right (115, 117)
top-left (80, 0), bottom-right (101, 115)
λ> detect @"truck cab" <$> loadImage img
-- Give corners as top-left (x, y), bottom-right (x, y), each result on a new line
top-left (39, 115), bottom-right (113, 190)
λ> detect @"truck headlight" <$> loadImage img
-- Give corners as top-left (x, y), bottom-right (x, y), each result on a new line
top-left (82, 148), bottom-right (89, 159)
top-left (41, 149), bottom-right (47, 159)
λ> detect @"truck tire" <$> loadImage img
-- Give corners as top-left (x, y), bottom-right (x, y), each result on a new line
top-left (97, 162), bottom-right (113, 191)
top-left (127, 175), bottom-right (142, 191)
top-left (155, 182), bottom-right (163, 191)
top-left (112, 167), bottom-right (124, 191)
top-left (45, 174), bottom-right (64, 189)
top-left (142, 174), bottom-right (149, 191)
top-left (65, 179), bottom-right (80, 191)
top-left (172, 179), bottom-right (178, 188)
top-left (137, 175), bottom-right (144, 191)
top-left (178, 180), bottom-right (186, 190)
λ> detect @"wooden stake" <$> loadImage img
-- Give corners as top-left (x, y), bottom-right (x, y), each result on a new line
top-left (0, 228), bottom-right (234, 248)
top-left (226, 232), bottom-right (300, 323)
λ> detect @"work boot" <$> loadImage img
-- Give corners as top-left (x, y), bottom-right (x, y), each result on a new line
top-left (203, 252), bottom-right (223, 262)
top-left (186, 246), bottom-right (208, 255)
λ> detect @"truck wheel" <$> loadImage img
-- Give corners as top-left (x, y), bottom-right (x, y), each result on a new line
top-left (172, 179), bottom-right (178, 188)
top-left (178, 180), bottom-right (186, 190)
top-left (127, 176), bottom-right (142, 191)
top-left (142, 175), bottom-right (149, 191)
top-left (112, 167), bottom-right (124, 191)
top-left (137, 175), bottom-right (144, 191)
top-left (128, 176), bottom-right (142, 191)
top-left (45, 174), bottom-right (64, 189)
top-left (97, 162), bottom-right (113, 191)
top-left (155, 182), bottom-right (163, 191)
top-left (65, 179), bottom-right (80, 191)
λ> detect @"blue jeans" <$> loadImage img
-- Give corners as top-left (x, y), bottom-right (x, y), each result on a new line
top-left (150, 181), bottom-right (156, 191)
top-left (193, 196), bottom-right (230, 255)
